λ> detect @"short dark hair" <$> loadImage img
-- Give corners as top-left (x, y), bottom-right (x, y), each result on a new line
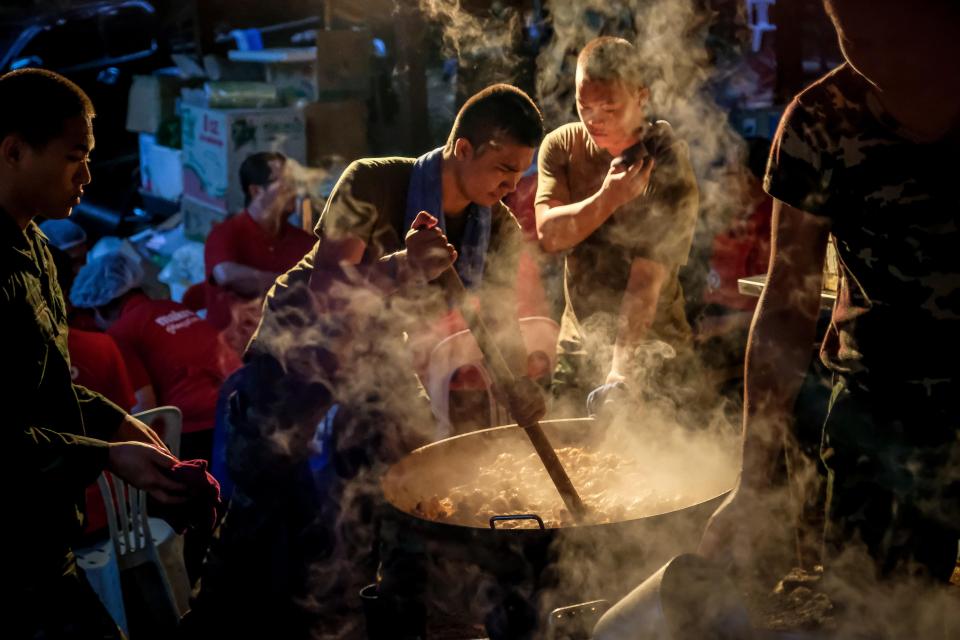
top-left (446, 84), bottom-right (543, 152)
top-left (577, 36), bottom-right (646, 88)
top-left (240, 151), bottom-right (286, 206)
top-left (0, 68), bottom-right (95, 149)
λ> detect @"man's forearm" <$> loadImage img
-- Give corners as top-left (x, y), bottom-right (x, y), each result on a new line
top-left (609, 258), bottom-right (666, 382)
top-left (610, 299), bottom-right (657, 382)
top-left (537, 190), bottom-right (618, 253)
top-left (307, 250), bottom-right (413, 301)
top-left (739, 298), bottom-right (822, 490)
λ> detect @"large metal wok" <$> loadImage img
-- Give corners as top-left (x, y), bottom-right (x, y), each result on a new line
top-left (379, 418), bottom-right (735, 628)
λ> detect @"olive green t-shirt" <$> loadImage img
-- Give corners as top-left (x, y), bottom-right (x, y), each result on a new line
top-left (251, 156), bottom-right (528, 381)
top-left (536, 122), bottom-right (699, 389)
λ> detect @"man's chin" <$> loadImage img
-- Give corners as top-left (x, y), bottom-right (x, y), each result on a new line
top-left (45, 207), bottom-right (74, 220)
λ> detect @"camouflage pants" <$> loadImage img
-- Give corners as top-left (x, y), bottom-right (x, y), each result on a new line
top-left (821, 376), bottom-right (960, 582)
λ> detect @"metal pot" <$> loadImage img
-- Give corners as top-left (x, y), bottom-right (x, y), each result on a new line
top-left (378, 419), bottom-right (734, 628)
top-left (592, 554), bottom-right (754, 640)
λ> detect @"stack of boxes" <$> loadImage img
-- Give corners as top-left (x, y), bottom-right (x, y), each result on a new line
top-left (126, 74), bottom-right (197, 208)
top-left (127, 29), bottom-right (373, 240)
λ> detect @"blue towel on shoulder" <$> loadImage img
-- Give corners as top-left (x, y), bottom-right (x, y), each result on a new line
top-left (404, 147), bottom-right (492, 288)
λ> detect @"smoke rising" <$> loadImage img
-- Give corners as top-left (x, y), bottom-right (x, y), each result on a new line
top-left (418, 0), bottom-right (522, 68)
top-left (198, 3), bottom-right (960, 639)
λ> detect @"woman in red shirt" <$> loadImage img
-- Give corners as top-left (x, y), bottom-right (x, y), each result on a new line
top-left (71, 252), bottom-right (241, 462)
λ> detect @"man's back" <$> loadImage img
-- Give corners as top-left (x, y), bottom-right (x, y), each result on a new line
top-left (767, 63), bottom-right (960, 396)
top-left (108, 293), bottom-right (241, 432)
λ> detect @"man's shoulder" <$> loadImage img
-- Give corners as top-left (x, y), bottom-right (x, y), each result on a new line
top-left (69, 327), bottom-right (124, 357)
top-left (645, 120), bottom-right (688, 159)
top-left (543, 122), bottom-right (589, 151)
top-left (343, 157), bottom-right (415, 190)
top-left (491, 200), bottom-right (521, 230)
top-left (784, 63), bottom-right (867, 130)
top-left (208, 210), bottom-right (248, 238)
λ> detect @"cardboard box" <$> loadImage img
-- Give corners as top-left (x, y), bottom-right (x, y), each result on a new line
top-left (139, 133), bottom-right (183, 201)
top-left (126, 74), bottom-right (199, 134)
top-left (226, 48), bottom-right (318, 105)
top-left (181, 105), bottom-right (306, 213)
top-left (182, 195), bottom-right (229, 241)
top-left (303, 100), bottom-right (368, 165)
top-left (315, 30), bottom-right (371, 98)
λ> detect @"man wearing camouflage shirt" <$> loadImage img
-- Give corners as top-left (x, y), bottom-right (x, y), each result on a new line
top-left (700, 0), bottom-right (960, 597)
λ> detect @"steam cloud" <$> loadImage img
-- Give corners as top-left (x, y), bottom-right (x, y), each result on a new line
top-left (209, 1), bottom-right (957, 638)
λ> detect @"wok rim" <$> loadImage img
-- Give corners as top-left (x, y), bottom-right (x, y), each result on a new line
top-left (381, 418), bottom-right (734, 532)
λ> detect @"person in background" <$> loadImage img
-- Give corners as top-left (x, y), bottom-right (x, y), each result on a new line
top-left (0, 67), bottom-right (184, 639)
top-left (535, 36), bottom-right (701, 417)
top-left (39, 216), bottom-right (87, 274)
top-left (700, 0), bottom-right (960, 635)
top-left (50, 245), bottom-right (138, 539)
top-left (71, 252), bottom-right (242, 463)
top-left (204, 151), bottom-right (315, 354)
top-left (49, 244), bottom-right (136, 412)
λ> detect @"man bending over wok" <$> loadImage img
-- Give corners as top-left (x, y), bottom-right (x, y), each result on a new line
top-left (184, 83), bottom-right (548, 639)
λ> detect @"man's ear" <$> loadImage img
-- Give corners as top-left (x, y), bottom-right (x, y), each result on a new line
top-left (453, 137), bottom-right (474, 160)
top-left (0, 134), bottom-right (24, 168)
top-left (248, 184), bottom-right (264, 202)
top-left (637, 86), bottom-right (651, 109)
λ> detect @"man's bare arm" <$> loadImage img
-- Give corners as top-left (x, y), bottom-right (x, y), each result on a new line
top-left (536, 158), bottom-right (655, 253)
top-left (608, 256), bottom-right (668, 383)
top-left (739, 199), bottom-right (831, 488)
top-left (699, 198), bottom-right (831, 561)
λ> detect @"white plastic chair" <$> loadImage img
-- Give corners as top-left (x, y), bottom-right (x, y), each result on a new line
top-left (76, 406), bottom-right (191, 634)
top-left (424, 329), bottom-right (500, 441)
top-left (127, 406), bottom-right (191, 616)
top-left (424, 318), bottom-right (562, 440)
top-left (746, 0), bottom-right (777, 52)
top-left (76, 538), bottom-right (127, 633)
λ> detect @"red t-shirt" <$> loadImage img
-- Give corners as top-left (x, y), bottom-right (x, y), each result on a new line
top-left (108, 293), bottom-right (242, 433)
top-left (68, 328), bottom-right (137, 411)
top-left (204, 211), bottom-right (316, 348)
top-left (69, 328), bottom-right (137, 537)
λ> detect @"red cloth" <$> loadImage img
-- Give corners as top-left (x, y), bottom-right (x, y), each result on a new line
top-left (204, 211), bottom-right (315, 345)
top-left (108, 293), bottom-right (242, 433)
top-left (154, 459), bottom-right (221, 534)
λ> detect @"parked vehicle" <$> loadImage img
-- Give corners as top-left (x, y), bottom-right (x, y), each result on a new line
top-left (0, 1), bottom-right (181, 233)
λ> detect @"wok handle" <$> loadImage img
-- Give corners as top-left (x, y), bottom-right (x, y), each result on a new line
top-left (489, 514), bottom-right (546, 530)
top-left (436, 269), bottom-right (587, 522)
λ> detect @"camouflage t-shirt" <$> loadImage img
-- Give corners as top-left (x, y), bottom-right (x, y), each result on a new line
top-left (766, 63), bottom-right (960, 399)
